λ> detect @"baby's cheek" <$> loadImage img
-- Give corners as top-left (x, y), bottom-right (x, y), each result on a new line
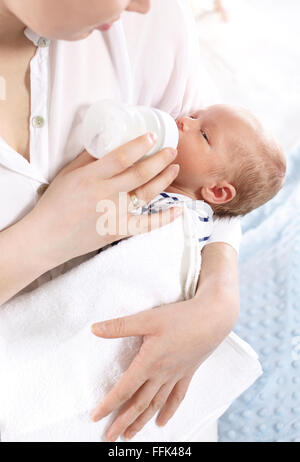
top-left (176, 148), bottom-right (200, 187)
top-left (176, 138), bottom-right (189, 165)
top-left (176, 143), bottom-right (195, 171)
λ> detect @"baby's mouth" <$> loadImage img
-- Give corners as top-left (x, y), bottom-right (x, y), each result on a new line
top-left (176, 120), bottom-right (183, 131)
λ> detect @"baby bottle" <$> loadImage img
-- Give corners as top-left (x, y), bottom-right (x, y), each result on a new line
top-left (83, 100), bottom-right (179, 160)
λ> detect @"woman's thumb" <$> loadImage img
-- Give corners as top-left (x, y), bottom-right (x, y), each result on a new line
top-left (61, 150), bottom-right (95, 174)
top-left (91, 311), bottom-right (154, 339)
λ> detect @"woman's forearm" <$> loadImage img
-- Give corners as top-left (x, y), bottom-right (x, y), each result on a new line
top-left (0, 212), bottom-right (54, 306)
top-left (193, 242), bottom-right (240, 347)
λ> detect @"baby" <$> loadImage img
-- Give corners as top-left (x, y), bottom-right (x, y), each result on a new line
top-left (163, 104), bottom-right (286, 218)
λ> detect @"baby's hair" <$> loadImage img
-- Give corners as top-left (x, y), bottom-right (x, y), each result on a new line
top-left (211, 134), bottom-right (286, 218)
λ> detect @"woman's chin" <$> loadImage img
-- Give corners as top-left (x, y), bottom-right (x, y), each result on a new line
top-left (97, 24), bottom-right (113, 31)
top-left (60, 30), bottom-right (94, 41)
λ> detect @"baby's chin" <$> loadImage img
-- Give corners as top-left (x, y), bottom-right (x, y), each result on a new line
top-left (175, 142), bottom-right (189, 166)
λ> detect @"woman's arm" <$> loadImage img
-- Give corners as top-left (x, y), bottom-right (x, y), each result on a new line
top-left (0, 213), bottom-right (54, 305)
top-left (196, 242), bottom-right (240, 320)
top-left (0, 138), bottom-right (181, 306)
top-left (91, 242), bottom-right (240, 441)
top-left (194, 242), bottom-right (240, 345)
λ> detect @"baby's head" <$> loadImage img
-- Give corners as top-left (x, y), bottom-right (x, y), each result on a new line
top-left (174, 104), bottom-right (286, 217)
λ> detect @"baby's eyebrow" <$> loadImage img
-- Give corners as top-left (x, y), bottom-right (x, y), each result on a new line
top-left (191, 110), bottom-right (204, 118)
top-left (205, 118), bottom-right (218, 131)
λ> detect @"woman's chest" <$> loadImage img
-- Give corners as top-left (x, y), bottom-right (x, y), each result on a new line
top-left (0, 83), bottom-right (31, 161)
top-left (0, 43), bottom-right (36, 161)
top-left (0, 33), bottom-right (124, 231)
top-left (0, 20), bottom-right (185, 232)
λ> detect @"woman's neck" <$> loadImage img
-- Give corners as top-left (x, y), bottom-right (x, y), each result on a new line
top-left (0, 2), bottom-right (26, 46)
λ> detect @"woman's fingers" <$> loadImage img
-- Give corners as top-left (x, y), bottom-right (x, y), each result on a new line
top-left (127, 205), bottom-right (183, 238)
top-left (155, 375), bottom-right (193, 427)
top-left (60, 150), bottom-right (95, 174)
top-left (87, 133), bottom-right (157, 180)
top-left (133, 164), bottom-right (180, 205)
top-left (91, 350), bottom-right (151, 422)
top-left (105, 380), bottom-right (162, 442)
top-left (111, 146), bottom-right (177, 193)
top-left (123, 381), bottom-right (177, 440)
top-left (123, 162), bottom-right (182, 238)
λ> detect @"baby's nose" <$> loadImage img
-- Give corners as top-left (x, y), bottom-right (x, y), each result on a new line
top-left (181, 117), bottom-right (197, 131)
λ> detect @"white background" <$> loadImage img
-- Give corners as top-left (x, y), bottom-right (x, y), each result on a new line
top-left (189, 0), bottom-right (300, 154)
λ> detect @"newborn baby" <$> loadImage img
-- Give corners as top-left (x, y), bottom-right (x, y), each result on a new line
top-left (163, 104), bottom-right (286, 217)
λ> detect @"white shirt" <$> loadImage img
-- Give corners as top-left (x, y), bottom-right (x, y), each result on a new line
top-left (0, 0), bottom-right (241, 288)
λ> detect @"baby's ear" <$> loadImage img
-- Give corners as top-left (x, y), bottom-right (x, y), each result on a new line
top-left (200, 182), bottom-right (236, 205)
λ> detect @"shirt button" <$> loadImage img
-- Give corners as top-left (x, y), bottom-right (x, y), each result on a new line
top-left (32, 116), bottom-right (45, 128)
top-left (37, 184), bottom-right (49, 196)
top-left (38, 37), bottom-right (51, 48)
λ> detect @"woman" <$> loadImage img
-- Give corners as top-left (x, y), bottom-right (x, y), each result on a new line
top-left (0, 0), bottom-right (240, 441)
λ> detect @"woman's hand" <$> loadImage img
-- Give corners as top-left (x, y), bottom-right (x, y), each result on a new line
top-left (91, 299), bottom-right (206, 442)
top-left (91, 243), bottom-right (240, 442)
top-left (0, 133), bottom-right (182, 306)
top-left (28, 133), bottom-right (181, 270)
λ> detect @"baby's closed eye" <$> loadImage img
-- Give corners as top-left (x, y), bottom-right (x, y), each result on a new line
top-left (200, 130), bottom-right (209, 143)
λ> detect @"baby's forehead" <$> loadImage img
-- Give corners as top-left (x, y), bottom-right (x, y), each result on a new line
top-left (206, 106), bottom-right (265, 157)
top-left (216, 106), bottom-right (263, 144)
top-left (201, 105), bottom-right (284, 164)
top-left (210, 105), bottom-right (259, 127)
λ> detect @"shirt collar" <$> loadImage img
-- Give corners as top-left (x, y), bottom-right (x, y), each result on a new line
top-left (24, 27), bottom-right (51, 48)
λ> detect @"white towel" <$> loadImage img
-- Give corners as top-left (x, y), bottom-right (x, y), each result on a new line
top-left (0, 206), bottom-right (262, 442)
